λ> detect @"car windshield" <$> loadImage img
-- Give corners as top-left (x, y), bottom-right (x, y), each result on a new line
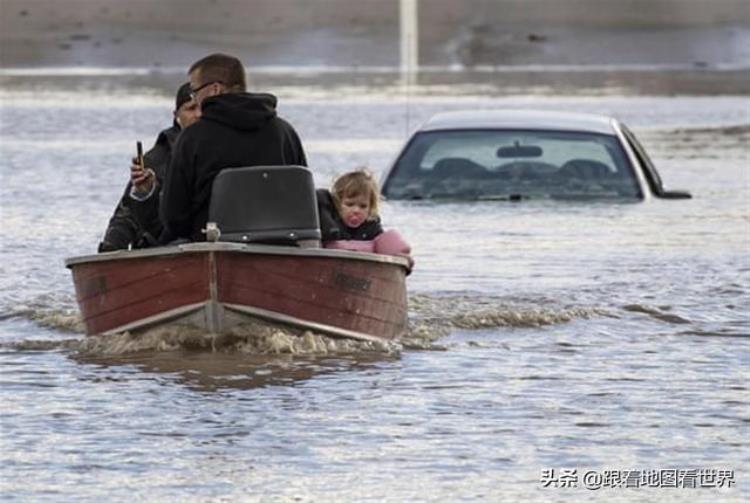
top-left (382, 129), bottom-right (642, 200)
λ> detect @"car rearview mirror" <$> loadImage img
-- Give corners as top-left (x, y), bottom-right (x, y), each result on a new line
top-left (497, 142), bottom-right (543, 158)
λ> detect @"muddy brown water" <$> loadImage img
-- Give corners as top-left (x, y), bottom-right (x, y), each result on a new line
top-left (0, 72), bottom-right (748, 501)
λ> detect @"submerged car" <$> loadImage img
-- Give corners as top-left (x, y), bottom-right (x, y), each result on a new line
top-left (381, 110), bottom-right (691, 201)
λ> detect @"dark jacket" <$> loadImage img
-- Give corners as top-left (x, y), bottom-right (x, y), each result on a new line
top-left (160, 92), bottom-right (307, 241)
top-left (145, 125), bottom-right (181, 182)
top-left (98, 125), bottom-right (180, 252)
top-left (130, 125), bottom-right (181, 241)
top-left (316, 189), bottom-right (383, 241)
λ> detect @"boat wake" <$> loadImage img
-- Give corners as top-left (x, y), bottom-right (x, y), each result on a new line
top-left (0, 293), bottom-right (84, 333)
top-left (1, 293), bottom-right (611, 355)
top-left (622, 304), bottom-right (691, 324)
top-left (1, 320), bottom-right (400, 356)
top-left (401, 294), bottom-right (612, 349)
top-left (74, 322), bottom-right (400, 356)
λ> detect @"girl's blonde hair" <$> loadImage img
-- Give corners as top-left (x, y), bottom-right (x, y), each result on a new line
top-left (331, 168), bottom-right (380, 220)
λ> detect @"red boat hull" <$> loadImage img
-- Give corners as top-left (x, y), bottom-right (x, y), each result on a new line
top-left (66, 243), bottom-right (409, 342)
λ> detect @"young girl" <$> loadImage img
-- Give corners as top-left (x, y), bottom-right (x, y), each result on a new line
top-left (317, 169), bottom-right (413, 267)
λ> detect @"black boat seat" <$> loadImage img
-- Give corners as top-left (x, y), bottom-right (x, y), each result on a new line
top-left (207, 165), bottom-right (321, 245)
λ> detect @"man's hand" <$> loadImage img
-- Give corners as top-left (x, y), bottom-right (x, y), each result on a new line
top-left (130, 157), bottom-right (156, 194)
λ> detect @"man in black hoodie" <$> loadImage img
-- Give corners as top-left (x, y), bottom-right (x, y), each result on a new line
top-left (160, 53), bottom-right (308, 242)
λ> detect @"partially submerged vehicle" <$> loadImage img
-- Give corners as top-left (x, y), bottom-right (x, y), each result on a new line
top-left (66, 166), bottom-right (410, 343)
top-left (381, 110), bottom-right (691, 201)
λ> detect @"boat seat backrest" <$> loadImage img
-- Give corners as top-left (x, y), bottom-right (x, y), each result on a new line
top-left (208, 165), bottom-right (321, 245)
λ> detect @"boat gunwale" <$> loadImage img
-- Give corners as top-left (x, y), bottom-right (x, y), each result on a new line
top-left (64, 242), bottom-right (411, 269)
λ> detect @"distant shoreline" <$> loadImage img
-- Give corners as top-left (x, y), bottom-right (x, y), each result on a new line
top-left (2, 0), bottom-right (748, 70)
top-left (2, 61), bottom-right (749, 74)
top-left (2, 0), bottom-right (748, 96)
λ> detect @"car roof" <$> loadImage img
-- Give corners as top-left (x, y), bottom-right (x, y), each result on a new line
top-left (418, 110), bottom-right (618, 135)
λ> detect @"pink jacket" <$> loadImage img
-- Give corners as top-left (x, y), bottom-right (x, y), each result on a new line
top-left (325, 229), bottom-right (412, 258)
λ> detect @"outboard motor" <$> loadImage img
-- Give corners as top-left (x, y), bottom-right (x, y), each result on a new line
top-left (207, 165), bottom-right (321, 247)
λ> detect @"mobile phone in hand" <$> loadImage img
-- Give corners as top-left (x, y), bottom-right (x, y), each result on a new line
top-left (136, 141), bottom-right (144, 170)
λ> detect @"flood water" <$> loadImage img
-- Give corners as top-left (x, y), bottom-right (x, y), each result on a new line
top-left (0, 71), bottom-right (748, 502)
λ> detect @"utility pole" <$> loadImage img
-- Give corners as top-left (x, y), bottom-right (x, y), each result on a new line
top-left (400, 0), bottom-right (418, 86)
